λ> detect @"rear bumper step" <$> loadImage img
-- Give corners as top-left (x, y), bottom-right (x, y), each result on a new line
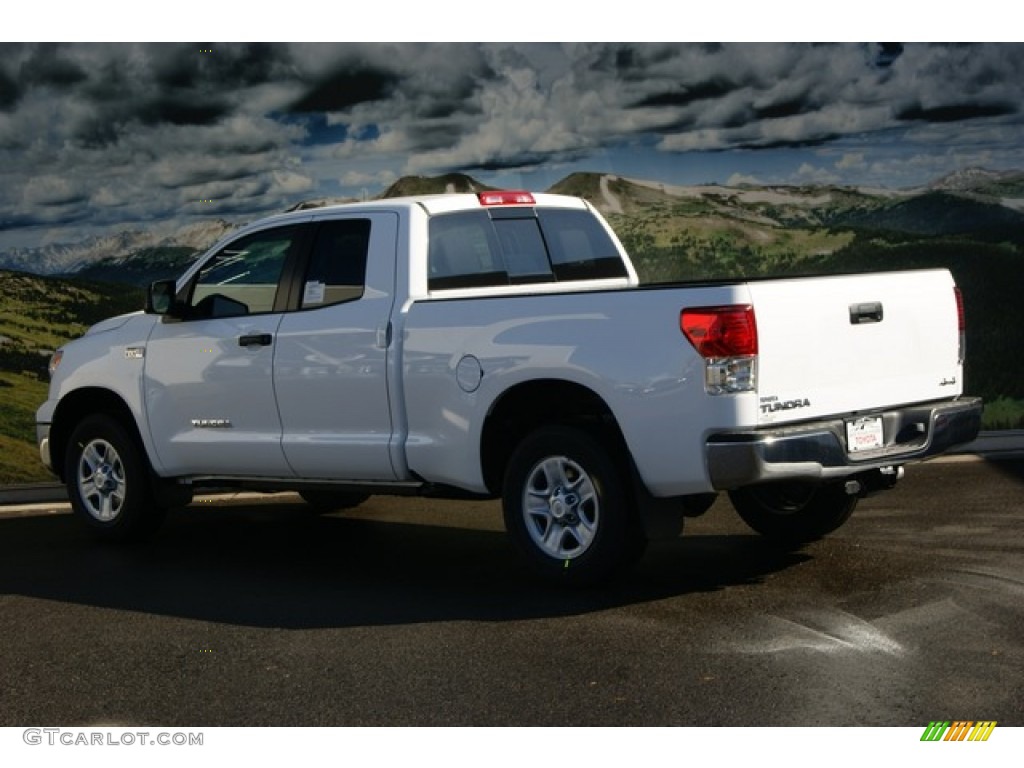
top-left (707, 397), bottom-right (983, 489)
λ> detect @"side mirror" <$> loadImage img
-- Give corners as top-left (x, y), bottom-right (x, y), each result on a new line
top-left (146, 279), bottom-right (181, 316)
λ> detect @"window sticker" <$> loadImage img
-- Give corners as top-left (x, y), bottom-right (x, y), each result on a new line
top-left (303, 280), bottom-right (326, 305)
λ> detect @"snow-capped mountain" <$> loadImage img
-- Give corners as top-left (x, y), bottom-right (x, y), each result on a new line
top-left (0, 219), bottom-right (237, 276)
top-left (925, 167), bottom-right (1024, 193)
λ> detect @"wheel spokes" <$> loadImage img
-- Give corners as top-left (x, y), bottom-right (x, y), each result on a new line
top-left (76, 438), bottom-right (126, 522)
top-left (522, 454), bottom-right (600, 560)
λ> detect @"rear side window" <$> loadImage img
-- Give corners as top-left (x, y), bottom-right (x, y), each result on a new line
top-left (428, 208), bottom-right (626, 290)
top-left (301, 219), bottom-right (371, 309)
top-left (537, 209), bottom-right (628, 281)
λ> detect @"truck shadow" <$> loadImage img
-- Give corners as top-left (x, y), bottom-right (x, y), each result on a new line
top-left (0, 502), bottom-right (810, 630)
top-left (986, 455), bottom-right (1024, 484)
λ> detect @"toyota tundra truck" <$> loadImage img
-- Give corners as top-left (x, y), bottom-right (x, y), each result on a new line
top-left (36, 191), bottom-right (983, 583)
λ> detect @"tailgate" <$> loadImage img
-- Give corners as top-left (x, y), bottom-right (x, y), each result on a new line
top-left (748, 269), bottom-right (963, 427)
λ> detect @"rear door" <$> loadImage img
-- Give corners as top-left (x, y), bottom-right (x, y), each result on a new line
top-left (748, 269), bottom-right (963, 426)
top-left (273, 212), bottom-right (400, 480)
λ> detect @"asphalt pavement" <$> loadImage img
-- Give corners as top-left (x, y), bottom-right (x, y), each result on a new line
top-left (0, 453), bottom-right (1021, 726)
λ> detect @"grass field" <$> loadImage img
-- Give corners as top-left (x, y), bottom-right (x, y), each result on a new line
top-left (1, 271), bottom-right (143, 484)
top-left (0, 371), bottom-right (53, 483)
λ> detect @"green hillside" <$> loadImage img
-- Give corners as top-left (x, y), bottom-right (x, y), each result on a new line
top-left (0, 271), bottom-right (144, 483)
top-left (828, 191), bottom-right (1024, 241)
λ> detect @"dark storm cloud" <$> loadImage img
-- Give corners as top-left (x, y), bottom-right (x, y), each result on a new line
top-left (873, 43), bottom-right (905, 68)
top-left (18, 43), bottom-right (87, 88)
top-left (598, 43), bottom-right (711, 81)
top-left (151, 42), bottom-right (289, 91)
top-left (290, 65), bottom-right (399, 113)
top-left (735, 134), bottom-right (842, 151)
top-left (0, 204), bottom-right (91, 231)
top-left (136, 95), bottom-right (229, 127)
top-left (0, 69), bottom-right (19, 109)
top-left (466, 148), bottom-right (592, 173)
top-left (897, 102), bottom-right (1018, 123)
top-left (754, 97), bottom-right (813, 121)
top-left (632, 78), bottom-right (740, 109)
top-left (415, 71), bottom-right (490, 120)
top-left (63, 43), bottom-right (295, 146)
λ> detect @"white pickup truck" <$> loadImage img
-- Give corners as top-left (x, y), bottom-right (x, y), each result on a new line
top-left (36, 191), bottom-right (982, 583)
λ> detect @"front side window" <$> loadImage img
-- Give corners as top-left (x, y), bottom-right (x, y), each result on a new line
top-left (189, 226), bottom-right (301, 318)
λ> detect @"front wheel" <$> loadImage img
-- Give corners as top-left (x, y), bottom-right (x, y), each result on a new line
top-left (502, 425), bottom-right (644, 585)
top-left (728, 481), bottom-right (857, 545)
top-left (65, 414), bottom-right (166, 541)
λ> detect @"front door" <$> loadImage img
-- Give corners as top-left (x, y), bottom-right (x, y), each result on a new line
top-left (143, 224), bottom-right (307, 478)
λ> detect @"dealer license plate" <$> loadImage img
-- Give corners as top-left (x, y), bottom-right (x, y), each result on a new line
top-left (846, 416), bottom-right (884, 454)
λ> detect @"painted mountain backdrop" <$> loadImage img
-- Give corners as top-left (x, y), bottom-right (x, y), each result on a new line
top-left (4, 168), bottom-right (1024, 280)
top-left (1, 169), bottom-right (1022, 482)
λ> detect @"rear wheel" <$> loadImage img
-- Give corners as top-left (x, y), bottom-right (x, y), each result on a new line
top-left (502, 425), bottom-right (645, 585)
top-left (728, 481), bottom-right (857, 545)
top-left (65, 414), bottom-right (166, 541)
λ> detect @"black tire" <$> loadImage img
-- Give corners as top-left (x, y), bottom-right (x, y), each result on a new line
top-left (502, 425), bottom-right (645, 585)
top-left (65, 414), bottom-right (166, 541)
top-left (298, 490), bottom-right (370, 513)
top-left (681, 492), bottom-right (718, 518)
top-left (728, 481), bottom-right (857, 545)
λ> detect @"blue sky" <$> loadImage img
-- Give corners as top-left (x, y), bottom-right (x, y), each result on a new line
top-left (2, 40), bottom-right (1023, 250)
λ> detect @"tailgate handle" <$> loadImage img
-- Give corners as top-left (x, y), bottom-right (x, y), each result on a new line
top-left (849, 302), bottom-right (883, 324)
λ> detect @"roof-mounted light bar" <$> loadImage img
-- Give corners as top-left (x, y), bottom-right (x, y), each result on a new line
top-left (477, 190), bottom-right (536, 206)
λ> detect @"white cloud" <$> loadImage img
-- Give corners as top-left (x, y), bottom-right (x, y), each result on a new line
top-left (795, 162), bottom-right (840, 185)
top-left (269, 170), bottom-right (315, 196)
top-left (836, 153), bottom-right (866, 170)
top-left (339, 169), bottom-right (397, 187)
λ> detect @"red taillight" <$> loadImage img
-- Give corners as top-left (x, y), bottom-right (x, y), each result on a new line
top-left (954, 286), bottom-right (966, 364)
top-left (477, 190), bottom-right (535, 206)
top-left (680, 305), bottom-right (758, 358)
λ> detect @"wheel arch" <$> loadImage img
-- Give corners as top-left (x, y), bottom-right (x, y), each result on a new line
top-left (49, 387), bottom-right (149, 482)
top-left (479, 379), bottom-right (631, 496)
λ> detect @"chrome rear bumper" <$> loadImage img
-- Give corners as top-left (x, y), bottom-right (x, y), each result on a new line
top-left (707, 397), bottom-right (983, 490)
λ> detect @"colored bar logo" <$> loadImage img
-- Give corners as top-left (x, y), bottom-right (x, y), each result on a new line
top-left (921, 721), bottom-right (997, 741)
